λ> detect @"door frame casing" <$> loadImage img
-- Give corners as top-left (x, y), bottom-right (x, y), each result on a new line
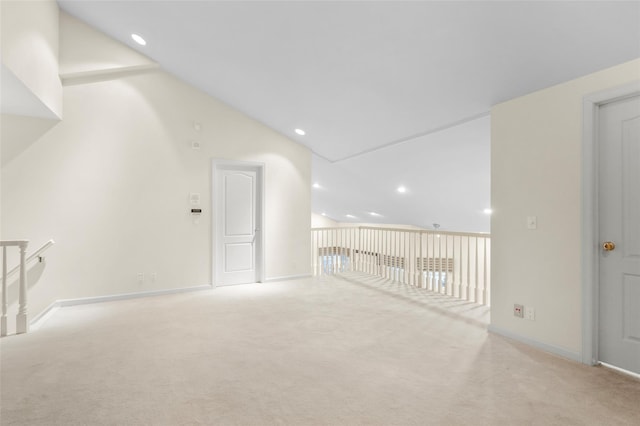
top-left (581, 82), bottom-right (640, 366)
top-left (211, 159), bottom-right (265, 287)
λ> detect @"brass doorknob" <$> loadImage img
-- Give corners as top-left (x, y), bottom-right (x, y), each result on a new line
top-left (602, 241), bottom-right (616, 251)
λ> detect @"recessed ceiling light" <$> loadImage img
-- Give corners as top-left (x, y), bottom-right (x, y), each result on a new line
top-left (131, 33), bottom-right (146, 46)
top-left (346, 214), bottom-right (356, 219)
top-left (483, 208), bottom-right (493, 215)
top-left (295, 128), bottom-right (306, 136)
top-left (369, 212), bottom-right (381, 217)
top-left (321, 212), bottom-right (327, 216)
top-left (312, 183), bottom-right (321, 189)
top-left (397, 186), bottom-right (407, 193)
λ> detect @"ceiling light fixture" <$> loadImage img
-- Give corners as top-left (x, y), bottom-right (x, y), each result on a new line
top-left (346, 214), bottom-right (356, 219)
top-left (483, 208), bottom-right (493, 215)
top-left (397, 186), bottom-right (407, 193)
top-left (312, 183), bottom-right (321, 189)
top-left (295, 128), bottom-right (306, 136)
top-left (369, 212), bottom-right (381, 217)
top-left (131, 33), bottom-right (147, 46)
top-left (321, 212), bottom-right (327, 216)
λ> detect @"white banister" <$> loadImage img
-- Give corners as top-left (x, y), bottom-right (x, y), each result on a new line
top-left (1, 239), bottom-right (54, 336)
top-left (2, 246), bottom-right (7, 336)
top-left (1, 240), bottom-right (29, 336)
top-left (1, 239), bottom-right (55, 283)
top-left (17, 243), bottom-right (28, 334)
top-left (311, 227), bottom-right (491, 306)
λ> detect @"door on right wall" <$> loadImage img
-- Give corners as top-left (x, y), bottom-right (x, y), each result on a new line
top-left (598, 94), bottom-right (640, 375)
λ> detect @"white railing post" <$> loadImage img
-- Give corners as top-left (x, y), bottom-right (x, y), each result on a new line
top-left (16, 241), bottom-right (29, 334)
top-left (1, 247), bottom-right (7, 337)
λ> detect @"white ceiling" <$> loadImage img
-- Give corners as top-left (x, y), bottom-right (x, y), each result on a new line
top-left (57, 1), bottom-right (640, 232)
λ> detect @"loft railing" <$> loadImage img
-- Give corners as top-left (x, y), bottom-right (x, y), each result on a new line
top-left (1, 239), bottom-right (55, 336)
top-left (311, 227), bottom-right (491, 306)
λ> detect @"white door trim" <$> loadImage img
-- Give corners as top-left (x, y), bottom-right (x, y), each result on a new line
top-left (211, 159), bottom-right (265, 287)
top-left (581, 82), bottom-right (640, 366)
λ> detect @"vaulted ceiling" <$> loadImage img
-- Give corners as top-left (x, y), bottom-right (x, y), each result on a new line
top-left (58, 1), bottom-right (640, 232)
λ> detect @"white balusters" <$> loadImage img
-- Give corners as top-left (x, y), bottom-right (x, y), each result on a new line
top-left (310, 227), bottom-right (490, 306)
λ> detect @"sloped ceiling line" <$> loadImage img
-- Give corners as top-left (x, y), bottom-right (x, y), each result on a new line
top-left (331, 111), bottom-right (491, 163)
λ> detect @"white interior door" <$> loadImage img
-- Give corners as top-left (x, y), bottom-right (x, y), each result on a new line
top-left (214, 163), bottom-right (263, 286)
top-left (598, 94), bottom-right (640, 374)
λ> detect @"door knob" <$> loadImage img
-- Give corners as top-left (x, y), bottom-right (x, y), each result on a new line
top-left (602, 241), bottom-right (616, 251)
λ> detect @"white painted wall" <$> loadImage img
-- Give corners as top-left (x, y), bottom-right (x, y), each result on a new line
top-left (490, 59), bottom-right (640, 358)
top-left (0, 0), bottom-right (62, 119)
top-left (1, 11), bottom-right (311, 325)
top-left (58, 11), bottom-right (155, 75)
top-left (311, 213), bottom-right (338, 228)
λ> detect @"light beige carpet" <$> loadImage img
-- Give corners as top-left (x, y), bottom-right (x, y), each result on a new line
top-left (1, 274), bottom-right (639, 425)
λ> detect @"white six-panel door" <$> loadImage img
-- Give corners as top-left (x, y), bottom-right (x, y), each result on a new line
top-left (214, 162), bottom-right (263, 286)
top-left (598, 95), bottom-right (640, 375)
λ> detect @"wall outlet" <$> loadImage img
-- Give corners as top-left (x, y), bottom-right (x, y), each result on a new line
top-left (137, 272), bottom-right (144, 283)
top-left (514, 304), bottom-right (524, 318)
top-left (527, 216), bottom-right (537, 230)
top-left (151, 272), bottom-right (157, 283)
top-left (525, 306), bottom-right (536, 321)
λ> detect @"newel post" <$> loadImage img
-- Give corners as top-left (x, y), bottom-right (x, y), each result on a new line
top-left (16, 241), bottom-right (29, 334)
top-left (1, 247), bottom-right (7, 337)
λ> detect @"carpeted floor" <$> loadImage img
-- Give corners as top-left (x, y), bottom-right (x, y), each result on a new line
top-left (1, 274), bottom-right (639, 425)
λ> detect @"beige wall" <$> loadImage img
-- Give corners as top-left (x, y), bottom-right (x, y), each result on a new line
top-left (490, 59), bottom-right (640, 358)
top-left (1, 11), bottom-right (311, 325)
top-left (1, 0), bottom-right (62, 118)
top-left (58, 11), bottom-right (156, 75)
top-left (311, 213), bottom-right (338, 228)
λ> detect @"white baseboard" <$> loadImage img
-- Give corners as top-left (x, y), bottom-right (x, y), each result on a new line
top-left (30, 303), bottom-right (62, 331)
top-left (30, 284), bottom-right (212, 330)
top-left (600, 362), bottom-right (640, 380)
top-left (264, 273), bottom-right (312, 283)
top-left (488, 324), bottom-right (582, 363)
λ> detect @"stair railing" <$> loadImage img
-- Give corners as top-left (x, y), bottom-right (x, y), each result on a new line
top-left (1, 239), bottom-right (55, 336)
top-left (1, 240), bottom-right (29, 335)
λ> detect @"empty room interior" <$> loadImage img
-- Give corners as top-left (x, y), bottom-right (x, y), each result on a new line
top-left (1, 1), bottom-right (640, 425)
